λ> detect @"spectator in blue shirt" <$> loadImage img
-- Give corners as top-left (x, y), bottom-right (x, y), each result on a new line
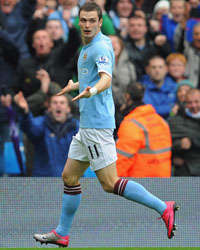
top-left (141, 55), bottom-right (177, 119)
top-left (161, 0), bottom-right (186, 51)
top-left (14, 92), bottom-right (79, 177)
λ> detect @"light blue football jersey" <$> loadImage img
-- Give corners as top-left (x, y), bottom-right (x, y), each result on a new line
top-left (78, 31), bottom-right (115, 128)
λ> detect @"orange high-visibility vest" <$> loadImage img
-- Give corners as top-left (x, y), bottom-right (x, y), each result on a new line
top-left (116, 105), bottom-right (172, 177)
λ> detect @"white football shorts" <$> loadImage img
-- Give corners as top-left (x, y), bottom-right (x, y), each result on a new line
top-left (68, 128), bottom-right (117, 171)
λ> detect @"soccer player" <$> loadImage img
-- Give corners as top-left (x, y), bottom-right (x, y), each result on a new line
top-left (33, 2), bottom-right (179, 247)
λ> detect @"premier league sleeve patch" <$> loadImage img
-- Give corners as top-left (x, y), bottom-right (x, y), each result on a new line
top-left (97, 56), bottom-right (109, 65)
top-left (96, 54), bottom-right (112, 76)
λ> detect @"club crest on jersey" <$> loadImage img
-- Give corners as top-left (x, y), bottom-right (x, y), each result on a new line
top-left (83, 53), bottom-right (87, 60)
top-left (81, 68), bottom-right (88, 74)
top-left (98, 56), bottom-right (109, 64)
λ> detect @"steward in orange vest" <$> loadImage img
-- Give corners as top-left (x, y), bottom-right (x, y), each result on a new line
top-left (116, 82), bottom-right (172, 177)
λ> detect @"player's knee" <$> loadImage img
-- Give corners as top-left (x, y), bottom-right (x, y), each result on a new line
top-left (101, 182), bottom-right (114, 193)
top-left (62, 172), bottom-right (79, 186)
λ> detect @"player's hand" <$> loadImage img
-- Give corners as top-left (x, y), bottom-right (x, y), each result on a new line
top-left (72, 86), bottom-right (91, 102)
top-left (56, 80), bottom-right (74, 96)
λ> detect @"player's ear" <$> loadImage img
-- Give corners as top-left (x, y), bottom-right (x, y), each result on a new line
top-left (99, 18), bottom-right (103, 27)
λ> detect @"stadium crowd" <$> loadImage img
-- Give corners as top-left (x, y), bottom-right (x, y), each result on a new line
top-left (1, 0), bottom-right (200, 177)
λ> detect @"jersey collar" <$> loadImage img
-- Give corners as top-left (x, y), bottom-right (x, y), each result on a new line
top-left (83, 31), bottom-right (102, 48)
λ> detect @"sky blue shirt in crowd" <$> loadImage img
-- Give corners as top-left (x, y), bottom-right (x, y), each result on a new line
top-left (78, 31), bottom-right (115, 129)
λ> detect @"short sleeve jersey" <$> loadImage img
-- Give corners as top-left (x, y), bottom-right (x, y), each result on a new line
top-left (78, 31), bottom-right (115, 128)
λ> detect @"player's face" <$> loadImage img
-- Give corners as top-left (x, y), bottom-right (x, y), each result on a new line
top-left (79, 10), bottom-right (102, 43)
top-left (49, 96), bottom-right (71, 123)
top-left (186, 92), bottom-right (200, 114)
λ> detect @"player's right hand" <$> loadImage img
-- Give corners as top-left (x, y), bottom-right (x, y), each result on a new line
top-left (72, 86), bottom-right (91, 102)
top-left (56, 80), bottom-right (74, 96)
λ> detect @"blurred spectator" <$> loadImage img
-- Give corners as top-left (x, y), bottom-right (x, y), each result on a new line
top-left (170, 79), bottom-right (194, 116)
top-left (173, 0), bottom-right (200, 48)
top-left (1, 93), bottom-right (26, 176)
top-left (175, 22), bottom-right (200, 87)
top-left (133, 0), bottom-right (160, 17)
top-left (109, 34), bottom-right (136, 137)
top-left (46, 19), bottom-right (66, 50)
top-left (73, 0), bottom-right (116, 36)
top-left (152, 0), bottom-right (170, 22)
top-left (109, 0), bottom-right (134, 37)
top-left (35, 0), bottom-right (47, 11)
top-left (0, 0), bottom-right (36, 60)
top-left (188, 0), bottom-right (200, 9)
top-left (161, 0), bottom-right (186, 51)
top-left (13, 27), bottom-right (81, 116)
top-left (141, 55), bottom-right (177, 119)
top-left (0, 29), bottom-right (20, 176)
top-left (46, 0), bottom-right (58, 14)
top-left (14, 92), bottom-right (79, 177)
top-left (46, 0), bottom-right (58, 13)
top-left (13, 29), bottom-right (59, 115)
top-left (124, 15), bottom-right (171, 80)
top-left (149, 18), bottom-right (161, 34)
top-left (116, 82), bottom-right (172, 177)
top-left (48, 0), bottom-right (79, 41)
top-left (13, 26), bottom-right (80, 174)
top-left (0, 29), bottom-right (19, 105)
top-left (166, 53), bottom-right (187, 83)
top-left (109, 35), bottom-right (136, 107)
top-left (182, 0), bottom-right (200, 43)
top-left (33, 0), bottom-right (55, 19)
top-left (168, 88), bottom-right (200, 176)
top-left (28, 7), bottom-right (66, 54)
top-left (31, 0), bottom-right (59, 33)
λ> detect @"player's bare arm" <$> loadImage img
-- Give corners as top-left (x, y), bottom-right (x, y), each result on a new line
top-left (56, 80), bottom-right (80, 96)
top-left (72, 72), bottom-right (111, 101)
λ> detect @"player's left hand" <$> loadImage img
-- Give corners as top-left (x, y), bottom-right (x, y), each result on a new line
top-left (72, 86), bottom-right (91, 102)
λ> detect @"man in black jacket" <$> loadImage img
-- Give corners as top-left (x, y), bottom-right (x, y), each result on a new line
top-left (124, 15), bottom-right (171, 80)
top-left (169, 88), bottom-right (200, 176)
top-left (0, 0), bottom-right (36, 60)
top-left (0, 29), bottom-right (19, 176)
top-left (13, 26), bottom-right (81, 116)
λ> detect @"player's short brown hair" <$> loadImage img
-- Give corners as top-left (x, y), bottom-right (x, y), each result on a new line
top-left (79, 2), bottom-right (102, 20)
